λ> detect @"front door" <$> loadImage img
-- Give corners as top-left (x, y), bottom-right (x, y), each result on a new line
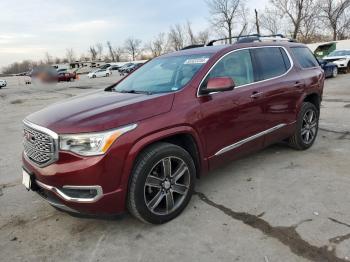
top-left (197, 49), bottom-right (267, 169)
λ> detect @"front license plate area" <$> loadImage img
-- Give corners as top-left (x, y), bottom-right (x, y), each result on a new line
top-left (22, 169), bottom-right (31, 190)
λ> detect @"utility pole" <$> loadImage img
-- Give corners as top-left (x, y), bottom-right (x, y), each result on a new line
top-left (255, 9), bottom-right (260, 35)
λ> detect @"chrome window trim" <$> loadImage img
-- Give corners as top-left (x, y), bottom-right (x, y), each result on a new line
top-left (23, 119), bottom-right (59, 167)
top-left (36, 180), bottom-right (103, 203)
top-left (214, 123), bottom-right (288, 156)
top-left (197, 46), bottom-right (294, 97)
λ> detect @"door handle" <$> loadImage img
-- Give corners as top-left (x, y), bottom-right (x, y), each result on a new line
top-left (251, 91), bottom-right (263, 99)
top-left (294, 81), bottom-right (303, 88)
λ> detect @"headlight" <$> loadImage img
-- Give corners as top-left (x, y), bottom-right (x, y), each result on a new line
top-left (59, 124), bottom-right (137, 156)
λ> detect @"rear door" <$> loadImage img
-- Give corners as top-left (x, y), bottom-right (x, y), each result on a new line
top-left (289, 46), bottom-right (324, 95)
top-left (250, 46), bottom-right (302, 145)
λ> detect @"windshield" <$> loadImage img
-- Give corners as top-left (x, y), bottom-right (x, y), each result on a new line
top-left (328, 50), bottom-right (350, 56)
top-left (114, 54), bottom-right (211, 94)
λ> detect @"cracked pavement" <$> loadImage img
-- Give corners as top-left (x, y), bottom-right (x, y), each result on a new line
top-left (0, 74), bottom-right (350, 262)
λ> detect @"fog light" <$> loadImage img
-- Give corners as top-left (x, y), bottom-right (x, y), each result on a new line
top-left (60, 187), bottom-right (98, 199)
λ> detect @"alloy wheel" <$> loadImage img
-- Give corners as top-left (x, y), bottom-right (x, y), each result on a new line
top-left (301, 109), bottom-right (317, 144)
top-left (333, 67), bottom-right (338, 77)
top-left (144, 157), bottom-right (190, 215)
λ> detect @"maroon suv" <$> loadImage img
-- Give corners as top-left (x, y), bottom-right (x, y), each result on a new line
top-left (22, 37), bottom-right (324, 224)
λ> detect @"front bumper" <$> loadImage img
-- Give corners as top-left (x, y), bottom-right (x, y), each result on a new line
top-left (332, 61), bottom-right (348, 68)
top-left (22, 148), bottom-right (128, 215)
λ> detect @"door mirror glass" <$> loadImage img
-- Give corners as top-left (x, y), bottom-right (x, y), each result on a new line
top-left (201, 77), bottom-right (235, 94)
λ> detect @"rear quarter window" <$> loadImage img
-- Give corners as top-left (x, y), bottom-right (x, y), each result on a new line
top-left (291, 47), bottom-right (319, 68)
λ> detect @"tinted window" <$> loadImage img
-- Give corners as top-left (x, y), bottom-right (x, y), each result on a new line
top-left (291, 47), bottom-right (319, 68)
top-left (252, 47), bottom-right (290, 80)
top-left (202, 49), bottom-right (254, 88)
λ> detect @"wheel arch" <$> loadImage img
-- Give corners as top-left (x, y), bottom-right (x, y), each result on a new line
top-left (120, 126), bottom-right (207, 193)
top-left (302, 93), bottom-right (321, 111)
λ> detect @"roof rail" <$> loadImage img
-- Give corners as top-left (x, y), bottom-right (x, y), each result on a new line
top-left (206, 34), bottom-right (296, 46)
top-left (181, 44), bottom-right (205, 50)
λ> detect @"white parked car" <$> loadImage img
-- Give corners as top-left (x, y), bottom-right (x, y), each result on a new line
top-left (0, 79), bottom-right (7, 88)
top-left (323, 49), bottom-right (350, 73)
top-left (88, 69), bottom-right (111, 78)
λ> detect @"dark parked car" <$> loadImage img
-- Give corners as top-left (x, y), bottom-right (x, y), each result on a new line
top-left (318, 59), bottom-right (338, 78)
top-left (118, 63), bottom-right (134, 75)
top-left (57, 71), bottom-right (76, 82)
top-left (108, 65), bottom-right (121, 71)
top-left (22, 35), bottom-right (324, 224)
top-left (99, 64), bottom-right (111, 70)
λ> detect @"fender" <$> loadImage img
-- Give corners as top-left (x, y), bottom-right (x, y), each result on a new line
top-left (119, 125), bottom-right (208, 193)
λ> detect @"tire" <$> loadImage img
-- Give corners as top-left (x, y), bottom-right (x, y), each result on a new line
top-left (106, 73), bottom-right (110, 77)
top-left (128, 142), bottom-right (195, 224)
top-left (332, 67), bottom-right (338, 78)
top-left (92, 75), bottom-right (96, 78)
top-left (288, 102), bottom-right (319, 150)
top-left (346, 63), bottom-right (350, 74)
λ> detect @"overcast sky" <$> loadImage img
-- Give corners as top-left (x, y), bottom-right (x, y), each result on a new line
top-left (0, 0), bottom-right (268, 69)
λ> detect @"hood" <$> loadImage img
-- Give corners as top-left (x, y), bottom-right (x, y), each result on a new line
top-left (26, 90), bottom-right (174, 134)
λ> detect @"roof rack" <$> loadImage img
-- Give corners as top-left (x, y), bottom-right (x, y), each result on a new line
top-left (181, 44), bottom-right (205, 50)
top-left (180, 34), bottom-right (296, 50)
top-left (207, 34), bottom-right (296, 46)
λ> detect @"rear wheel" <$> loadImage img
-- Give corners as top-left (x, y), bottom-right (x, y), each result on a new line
top-left (288, 102), bottom-right (319, 150)
top-left (92, 75), bottom-right (96, 78)
top-left (332, 67), bottom-right (338, 78)
top-left (106, 73), bottom-right (110, 77)
top-left (128, 142), bottom-right (195, 224)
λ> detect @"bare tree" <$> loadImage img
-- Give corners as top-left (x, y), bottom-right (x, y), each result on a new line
top-left (95, 43), bottom-right (103, 60)
top-left (197, 30), bottom-right (210, 44)
top-left (299, 6), bottom-right (321, 43)
top-left (168, 24), bottom-right (185, 50)
top-left (114, 47), bottom-right (125, 62)
top-left (186, 21), bottom-right (197, 45)
top-left (65, 48), bottom-right (75, 63)
top-left (44, 52), bottom-right (53, 65)
top-left (54, 57), bottom-right (61, 64)
top-left (124, 38), bottom-right (142, 61)
top-left (320, 0), bottom-right (350, 40)
top-left (206, 0), bottom-right (241, 43)
top-left (270, 0), bottom-right (315, 39)
top-left (148, 33), bottom-right (167, 57)
top-left (106, 41), bottom-right (115, 61)
top-left (260, 8), bottom-right (281, 34)
top-left (89, 46), bottom-right (97, 61)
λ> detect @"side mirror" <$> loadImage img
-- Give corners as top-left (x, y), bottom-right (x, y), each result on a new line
top-left (201, 77), bottom-right (235, 95)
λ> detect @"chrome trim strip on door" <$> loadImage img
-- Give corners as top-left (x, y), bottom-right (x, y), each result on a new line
top-left (214, 123), bottom-right (287, 156)
top-left (197, 46), bottom-right (294, 97)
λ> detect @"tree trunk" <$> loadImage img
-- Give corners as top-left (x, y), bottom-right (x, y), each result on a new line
top-left (228, 23), bottom-right (232, 44)
top-left (333, 27), bottom-right (337, 41)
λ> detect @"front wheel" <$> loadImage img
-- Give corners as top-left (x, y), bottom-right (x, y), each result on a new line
top-left (128, 142), bottom-right (195, 224)
top-left (288, 102), bottom-right (319, 150)
top-left (106, 73), bottom-right (110, 77)
top-left (346, 63), bottom-right (350, 74)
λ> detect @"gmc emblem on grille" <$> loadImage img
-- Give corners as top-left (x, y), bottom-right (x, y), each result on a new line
top-left (24, 130), bottom-right (35, 142)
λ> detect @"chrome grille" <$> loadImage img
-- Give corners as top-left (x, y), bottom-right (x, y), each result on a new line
top-left (23, 121), bottom-right (58, 167)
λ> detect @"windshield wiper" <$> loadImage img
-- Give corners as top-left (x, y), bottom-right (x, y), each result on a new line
top-left (115, 89), bottom-right (153, 95)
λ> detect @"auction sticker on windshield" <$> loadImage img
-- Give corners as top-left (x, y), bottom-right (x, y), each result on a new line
top-left (184, 58), bottom-right (209, 64)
